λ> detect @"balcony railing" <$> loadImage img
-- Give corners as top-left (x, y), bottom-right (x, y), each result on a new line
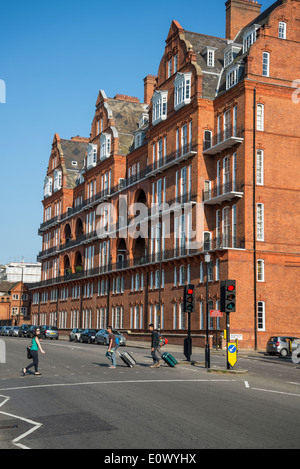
top-left (203, 126), bottom-right (244, 155)
top-left (147, 143), bottom-right (197, 176)
top-left (203, 181), bottom-right (244, 204)
top-left (29, 237), bottom-right (245, 290)
top-left (38, 144), bottom-right (199, 235)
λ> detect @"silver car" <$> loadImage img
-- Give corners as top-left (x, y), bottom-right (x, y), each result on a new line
top-left (69, 328), bottom-right (84, 342)
top-left (95, 329), bottom-right (126, 346)
top-left (1, 326), bottom-right (12, 336)
top-left (9, 326), bottom-right (21, 336)
top-left (266, 336), bottom-right (300, 357)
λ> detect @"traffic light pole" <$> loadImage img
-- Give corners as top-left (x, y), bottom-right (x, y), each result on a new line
top-left (226, 312), bottom-right (231, 370)
top-left (184, 312), bottom-right (192, 362)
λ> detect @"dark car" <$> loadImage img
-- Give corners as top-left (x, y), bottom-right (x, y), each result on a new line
top-left (79, 329), bottom-right (98, 344)
top-left (25, 325), bottom-right (40, 338)
top-left (95, 329), bottom-right (126, 346)
top-left (19, 324), bottom-right (32, 337)
top-left (40, 325), bottom-right (59, 340)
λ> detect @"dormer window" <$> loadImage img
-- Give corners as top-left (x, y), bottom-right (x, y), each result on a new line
top-left (201, 46), bottom-right (218, 67)
top-left (87, 143), bottom-right (98, 169)
top-left (243, 25), bottom-right (260, 53)
top-left (134, 132), bottom-right (144, 149)
top-left (226, 65), bottom-right (240, 90)
top-left (152, 90), bottom-right (168, 126)
top-left (224, 44), bottom-right (242, 68)
top-left (139, 113), bottom-right (148, 128)
top-left (53, 169), bottom-right (62, 192)
top-left (173, 72), bottom-right (191, 111)
top-left (100, 133), bottom-right (111, 160)
top-left (44, 176), bottom-right (53, 198)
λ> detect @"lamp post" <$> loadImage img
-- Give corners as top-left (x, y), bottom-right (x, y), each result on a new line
top-left (204, 252), bottom-right (211, 369)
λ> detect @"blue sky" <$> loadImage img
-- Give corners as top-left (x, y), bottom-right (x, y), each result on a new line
top-left (0, 0), bottom-right (275, 264)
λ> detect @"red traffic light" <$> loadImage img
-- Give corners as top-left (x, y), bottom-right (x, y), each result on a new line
top-left (227, 284), bottom-right (235, 292)
top-left (187, 289), bottom-right (194, 295)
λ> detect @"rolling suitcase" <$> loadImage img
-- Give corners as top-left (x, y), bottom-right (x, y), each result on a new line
top-left (117, 350), bottom-right (136, 368)
top-left (161, 352), bottom-right (178, 367)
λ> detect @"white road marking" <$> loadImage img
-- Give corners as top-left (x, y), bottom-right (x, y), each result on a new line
top-left (250, 387), bottom-right (300, 397)
top-left (0, 378), bottom-right (236, 392)
top-left (0, 394), bottom-right (42, 449)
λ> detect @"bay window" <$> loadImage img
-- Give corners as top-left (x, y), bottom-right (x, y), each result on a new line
top-left (173, 72), bottom-right (191, 111)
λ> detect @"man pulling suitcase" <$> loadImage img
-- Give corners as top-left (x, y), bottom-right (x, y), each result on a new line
top-left (148, 324), bottom-right (162, 368)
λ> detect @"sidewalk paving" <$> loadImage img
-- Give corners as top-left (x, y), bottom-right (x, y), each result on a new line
top-left (61, 335), bottom-right (263, 373)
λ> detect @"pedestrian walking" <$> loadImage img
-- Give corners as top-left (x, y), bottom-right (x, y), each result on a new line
top-left (22, 327), bottom-right (45, 376)
top-left (105, 325), bottom-right (117, 369)
top-left (148, 323), bottom-right (161, 368)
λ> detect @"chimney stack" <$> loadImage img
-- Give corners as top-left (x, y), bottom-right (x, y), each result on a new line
top-left (226, 0), bottom-right (262, 40)
top-left (143, 75), bottom-right (157, 105)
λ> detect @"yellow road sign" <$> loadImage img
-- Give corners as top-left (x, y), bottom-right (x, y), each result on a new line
top-left (227, 342), bottom-right (237, 367)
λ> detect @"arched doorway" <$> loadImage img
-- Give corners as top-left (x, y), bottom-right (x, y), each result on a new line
top-left (64, 223), bottom-right (72, 242)
top-left (64, 255), bottom-right (71, 275)
top-left (74, 251), bottom-right (83, 273)
top-left (116, 239), bottom-right (127, 268)
top-left (75, 218), bottom-right (84, 239)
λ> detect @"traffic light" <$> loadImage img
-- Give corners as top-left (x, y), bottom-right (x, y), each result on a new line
top-left (220, 280), bottom-right (236, 313)
top-left (184, 284), bottom-right (195, 313)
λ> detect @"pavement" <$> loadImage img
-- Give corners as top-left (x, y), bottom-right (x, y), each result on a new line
top-left (60, 335), bottom-right (267, 373)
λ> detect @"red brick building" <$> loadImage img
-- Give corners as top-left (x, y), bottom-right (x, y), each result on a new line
top-left (0, 282), bottom-right (31, 325)
top-left (30, 0), bottom-right (300, 349)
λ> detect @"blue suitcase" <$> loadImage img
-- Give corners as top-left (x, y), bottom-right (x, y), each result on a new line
top-left (161, 352), bottom-right (177, 367)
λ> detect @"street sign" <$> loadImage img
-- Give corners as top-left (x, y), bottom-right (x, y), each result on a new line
top-left (210, 310), bottom-right (223, 317)
top-left (227, 342), bottom-right (237, 367)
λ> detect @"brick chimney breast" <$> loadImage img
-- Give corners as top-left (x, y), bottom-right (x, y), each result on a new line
top-left (226, 0), bottom-right (262, 40)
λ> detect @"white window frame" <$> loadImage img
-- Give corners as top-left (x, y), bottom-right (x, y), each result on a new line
top-left (152, 90), bottom-right (168, 125)
top-left (279, 22), bottom-right (286, 39)
top-left (257, 104), bottom-right (264, 131)
top-left (87, 143), bottom-right (98, 169)
top-left (262, 52), bottom-right (270, 77)
top-left (257, 259), bottom-right (265, 282)
top-left (256, 149), bottom-right (264, 185)
top-left (53, 170), bottom-right (62, 192)
top-left (100, 133), bottom-right (111, 160)
top-left (44, 176), bottom-right (53, 198)
top-left (257, 301), bottom-right (266, 331)
top-left (226, 66), bottom-right (239, 90)
top-left (257, 203), bottom-right (264, 241)
top-left (243, 25), bottom-right (260, 53)
top-left (173, 72), bottom-right (192, 111)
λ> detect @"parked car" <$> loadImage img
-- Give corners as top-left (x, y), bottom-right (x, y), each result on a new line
top-left (266, 336), bottom-right (300, 357)
top-left (80, 329), bottom-right (98, 344)
top-left (95, 329), bottom-right (126, 346)
top-left (9, 326), bottom-right (21, 337)
top-left (40, 325), bottom-right (59, 340)
top-left (19, 324), bottom-right (32, 337)
top-left (1, 326), bottom-right (13, 336)
top-left (26, 325), bottom-right (40, 338)
top-left (69, 328), bottom-right (84, 342)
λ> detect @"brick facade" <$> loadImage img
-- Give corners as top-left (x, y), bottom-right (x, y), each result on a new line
top-left (29, 0), bottom-right (300, 349)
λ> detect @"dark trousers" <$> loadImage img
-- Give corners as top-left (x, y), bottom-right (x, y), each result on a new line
top-left (26, 350), bottom-right (39, 373)
top-left (151, 347), bottom-right (160, 364)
